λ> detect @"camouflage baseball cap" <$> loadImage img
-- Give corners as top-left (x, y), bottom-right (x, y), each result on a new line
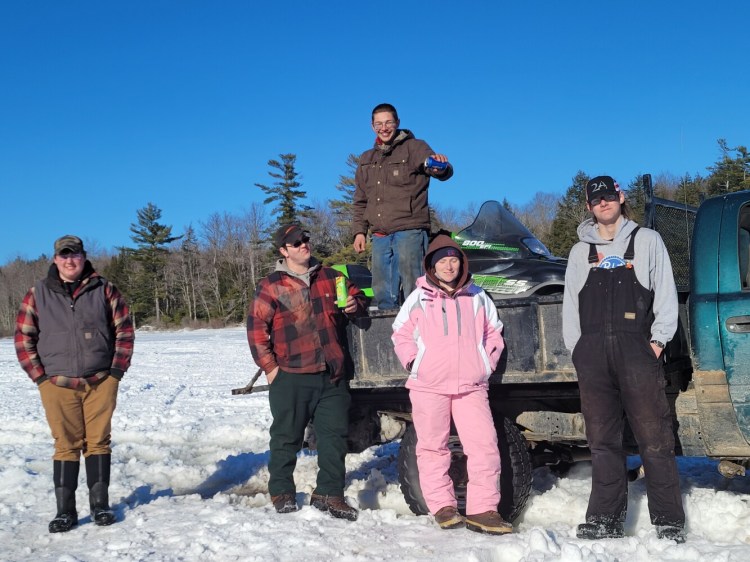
top-left (54, 235), bottom-right (85, 255)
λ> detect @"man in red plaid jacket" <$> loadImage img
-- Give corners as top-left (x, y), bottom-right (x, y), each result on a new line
top-left (247, 224), bottom-right (366, 521)
top-left (15, 235), bottom-right (134, 533)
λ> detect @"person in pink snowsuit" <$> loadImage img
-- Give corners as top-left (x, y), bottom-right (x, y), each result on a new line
top-left (391, 234), bottom-right (512, 535)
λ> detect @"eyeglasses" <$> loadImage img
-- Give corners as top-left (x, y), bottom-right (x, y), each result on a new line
top-left (56, 252), bottom-right (84, 261)
top-left (287, 235), bottom-right (310, 248)
top-left (589, 193), bottom-right (619, 206)
top-left (373, 120), bottom-right (397, 131)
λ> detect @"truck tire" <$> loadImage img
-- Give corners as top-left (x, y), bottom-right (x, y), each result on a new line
top-left (397, 416), bottom-right (532, 522)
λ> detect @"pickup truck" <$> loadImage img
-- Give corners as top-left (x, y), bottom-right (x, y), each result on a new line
top-left (236, 180), bottom-right (750, 523)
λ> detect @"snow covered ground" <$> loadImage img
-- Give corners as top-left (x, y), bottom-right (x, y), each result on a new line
top-left (3, 326), bottom-right (750, 561)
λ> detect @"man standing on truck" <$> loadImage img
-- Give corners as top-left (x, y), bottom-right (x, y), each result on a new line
top-left (562, 176), bottom-right (686, 543)
top-left (247, 224), bottom-right (367, 520)
top-left (352, 102), bottom-right (453, 310)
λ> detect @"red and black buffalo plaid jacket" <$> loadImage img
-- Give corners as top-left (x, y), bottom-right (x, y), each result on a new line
top-left (247, 258), bottom-right (367, 382)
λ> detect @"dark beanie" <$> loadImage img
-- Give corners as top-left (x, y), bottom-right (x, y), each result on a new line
top-left (430, 246), bottom-right (461, 268)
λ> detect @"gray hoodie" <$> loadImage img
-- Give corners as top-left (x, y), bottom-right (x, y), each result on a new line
top-left (274, 256), bottom-right (321, 285)
top-left (562, 217), bottom-right (678, 351)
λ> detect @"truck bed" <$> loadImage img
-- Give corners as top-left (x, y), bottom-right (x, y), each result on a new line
top-left (347, 295), bottom-right (576, 389)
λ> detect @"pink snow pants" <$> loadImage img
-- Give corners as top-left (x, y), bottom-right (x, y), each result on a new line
top-left (409, 388), bottom-right (501, 515)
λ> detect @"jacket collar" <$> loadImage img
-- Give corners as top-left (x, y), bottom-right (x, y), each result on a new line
top-left (375, 129), bottom-right (413, 155)
top-left (44, 261), bottom-right (99, 295)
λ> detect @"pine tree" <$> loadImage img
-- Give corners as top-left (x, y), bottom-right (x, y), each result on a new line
top-left (547, 171), bottom-right (590, 258)
top-left (254, 154), bottom-right (308, 225)
top-left (128, 203), bottom-right (181, 324)
top-left (325, 153), bottom-right (367, 266)
top-left (330, 153), bottom-right (358, 226)
top-left (625, 174), bottom-right (647, 225)
top-left (101, 250), bottom-right (133, 302)
top-left (707, 139), bottom-right (750, 194)
top-left (672, 173), bottom-right (705, 207)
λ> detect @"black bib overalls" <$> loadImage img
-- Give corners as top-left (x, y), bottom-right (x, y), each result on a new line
top-left (572, 228), bottom-right (685, 527)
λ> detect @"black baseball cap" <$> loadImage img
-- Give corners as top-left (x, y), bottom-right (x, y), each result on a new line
top-left (585, 176), bottom-right (621, 203)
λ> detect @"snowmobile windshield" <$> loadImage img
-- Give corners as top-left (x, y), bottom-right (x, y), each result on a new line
top-left (453, 200), bottom-right (552, 257)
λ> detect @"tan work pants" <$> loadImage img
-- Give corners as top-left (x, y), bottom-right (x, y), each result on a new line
top-left (38, 377), bottom-right (119, 461)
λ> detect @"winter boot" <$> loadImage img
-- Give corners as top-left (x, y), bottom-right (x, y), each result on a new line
top-left (434, 506), bottom-right (465, 529)
top-left (656, 525), bottom-right (686, 543)
top-left (271, 493), bottom-right (298, 514)
top-left (49, 460), bottom-right (79, 533)
top-left (465, 511), bottom-right (513, 535)
top-left (576, 517), bottom-right (624, 539)
top-left (310, 493), bottom-right (358, 521)
top-left (86, 454), bottom-right (116, 526)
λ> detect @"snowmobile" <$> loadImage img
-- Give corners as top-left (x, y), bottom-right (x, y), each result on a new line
top-left (336, 200), bottom-right (567, 302)
top-left (452, 200), bottom-right (566, 300)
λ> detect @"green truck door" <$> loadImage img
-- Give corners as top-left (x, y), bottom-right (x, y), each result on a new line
top-left (717, 194), bottom-right (750, 443)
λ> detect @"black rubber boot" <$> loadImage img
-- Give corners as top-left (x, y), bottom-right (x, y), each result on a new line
top-left (86, 454), bottom-right (116, 526)
top-left (49, 460), bottom-right (79, 533)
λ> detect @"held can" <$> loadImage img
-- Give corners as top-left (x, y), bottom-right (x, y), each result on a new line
top-left (424, 156), bottom-right (448, 171)
top-left (335, 275), bottom-right (348, 308)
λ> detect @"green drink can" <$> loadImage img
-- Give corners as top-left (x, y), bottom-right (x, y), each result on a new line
top-left (335, 276), bottom-right (348, 308)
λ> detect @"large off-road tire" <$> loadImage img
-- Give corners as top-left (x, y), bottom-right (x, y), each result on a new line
top-left (397, 416), bottom-right (532, 522)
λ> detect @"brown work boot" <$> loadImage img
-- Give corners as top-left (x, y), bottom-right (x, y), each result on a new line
top-left (271, 493), bottom-right (298, 514)
top-left (310, 493), bottom-right (358, 521)
top-left (466, 511), bottom-right (513, 535)
top-left (434, 506), bottom-right (465, 529)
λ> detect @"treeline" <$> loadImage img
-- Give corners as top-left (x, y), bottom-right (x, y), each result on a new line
top-left (1, 141), bottom-right (748, 336)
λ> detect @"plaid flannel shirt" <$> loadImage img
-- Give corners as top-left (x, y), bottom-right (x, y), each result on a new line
top-left (247, 263), bottom-right (366, 382)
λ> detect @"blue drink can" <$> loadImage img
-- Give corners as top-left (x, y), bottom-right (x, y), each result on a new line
top-left (425, 156), bottom-right (448, 171)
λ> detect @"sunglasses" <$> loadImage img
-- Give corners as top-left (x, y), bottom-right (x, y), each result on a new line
top-left (287, 235), bottom-right (311, 248)
top-left (589, 193), bottom-right (619, 206)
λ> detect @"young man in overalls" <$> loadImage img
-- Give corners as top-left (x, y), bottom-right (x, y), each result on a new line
top-left (562, 176), bottom-right (686, 543)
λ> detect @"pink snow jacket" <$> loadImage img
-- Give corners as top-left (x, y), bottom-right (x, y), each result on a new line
top-left (391, 235), bottom-right (504, 394)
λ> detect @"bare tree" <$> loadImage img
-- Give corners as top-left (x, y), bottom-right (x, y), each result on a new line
top-left (432, 202), bottom-right (479, 234)
top-left (0, 257), bottom-right (49, 335)
top-left (236, 203), bottom-right (270, 296)
top-left (200, 213), bottom-right (228, 321)
top-left (512, 192), bottom-right (560, 249)
top-left (197, 205), bottom-right (270, 325)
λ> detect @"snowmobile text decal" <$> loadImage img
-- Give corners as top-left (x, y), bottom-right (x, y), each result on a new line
top-left (459, 240), bottom-right (521, 252)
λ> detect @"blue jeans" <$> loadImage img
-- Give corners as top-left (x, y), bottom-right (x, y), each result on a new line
top-left (371, 229), bottom-right (428, 310)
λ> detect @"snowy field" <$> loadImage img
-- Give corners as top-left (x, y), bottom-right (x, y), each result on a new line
top-left (3, 326), bottom-right (750, 561)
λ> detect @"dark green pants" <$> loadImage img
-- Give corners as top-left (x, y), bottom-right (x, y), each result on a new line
top-left (268, 369), bottom-right (351, 497)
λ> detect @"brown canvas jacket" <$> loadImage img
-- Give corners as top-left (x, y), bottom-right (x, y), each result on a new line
top-left (352, 130), bottom-right (453, 237)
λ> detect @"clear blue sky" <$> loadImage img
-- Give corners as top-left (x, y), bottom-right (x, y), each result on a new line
top-left (2, 1), bottom-right (748, 264)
